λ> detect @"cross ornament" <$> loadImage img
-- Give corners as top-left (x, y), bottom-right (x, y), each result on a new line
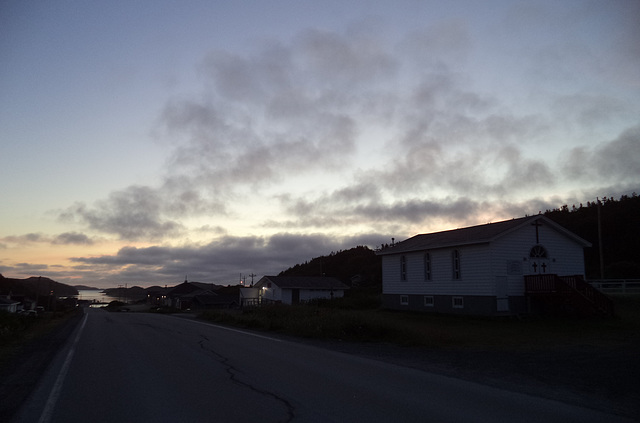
top-left (531, 220), bottom-right (542, 244)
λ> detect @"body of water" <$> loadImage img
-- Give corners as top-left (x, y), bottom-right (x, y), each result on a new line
top-left (76, 289), bottom-right (116, 303)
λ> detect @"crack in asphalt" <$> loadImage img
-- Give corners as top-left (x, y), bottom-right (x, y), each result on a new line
top-left (198, 335), bottom-right (296, 423)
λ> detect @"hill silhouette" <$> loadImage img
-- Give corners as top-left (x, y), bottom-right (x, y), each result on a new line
top-left (278, 245), bottom-right (381, 287)
top-left (0, 275), bottom-right (78, 298)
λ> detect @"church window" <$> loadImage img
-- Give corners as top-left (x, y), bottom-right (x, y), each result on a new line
top-left (423, 253), bottom-right (431, 281)
top-left (452, 250), bottom-right (461, 279)
top-left (529, 245), bottom-right (548, 258)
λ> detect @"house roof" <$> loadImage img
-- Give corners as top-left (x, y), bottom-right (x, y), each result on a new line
top-left (0, 297), bottom-right (20, 305)
top-left (255, 276), bottom-right (350, 290)
top-left (377, 215), bottom-right (591, 255)
top-left (167, 281), bottom-right (219, 297)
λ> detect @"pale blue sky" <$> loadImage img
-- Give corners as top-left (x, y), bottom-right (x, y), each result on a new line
top-left (1, 0), bottom-right (638, 287)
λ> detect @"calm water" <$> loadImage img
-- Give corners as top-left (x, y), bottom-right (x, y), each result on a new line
top-left (76, 289), bottom-right (116, 303)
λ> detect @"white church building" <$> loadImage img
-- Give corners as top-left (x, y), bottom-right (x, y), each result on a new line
top-left (377, 215), bottom-right (611, 316)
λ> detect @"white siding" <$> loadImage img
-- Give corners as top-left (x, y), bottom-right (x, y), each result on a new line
top-left (261, 285), bottom-right (282, 302)
top-left (383, 220), bottom-right (588, 300)
top-left (281, 288), bottom-right (292, 304)
top-left (299, 289), bottom-right (345, 302)
top-left (382, 244), bottom-right (494, 296)
top-left (490, 222), bottom-right (587, 295)
top-left (263, 287), bottom-right (346, 304)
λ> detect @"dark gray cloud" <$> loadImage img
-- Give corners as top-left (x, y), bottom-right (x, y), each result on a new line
top-left (15, 262), bottom-right (49, 272)
top-left (59, 186), bottom-right (186, 241)
top-left (1, 233), bottom-right (44, 244)
top-left (565, 125), bottom-right (640, 183)
top-left (52, 232), bottom-right (94, 245)
top-left (1, 231), bottom-right (97, 247)
top-left (276, 191), bottom-right (485, 229)
top-left (66, 232), bottom-right (386, 286)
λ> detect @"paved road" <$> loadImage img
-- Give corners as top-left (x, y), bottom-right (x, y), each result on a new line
top-left (13, 308), bottom-right (636, 423)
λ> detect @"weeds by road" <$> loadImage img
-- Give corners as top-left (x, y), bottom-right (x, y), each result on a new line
top-left (0, 309), bottom-right (82, 422)
top-left (199, 294), bottom-right (640, 349)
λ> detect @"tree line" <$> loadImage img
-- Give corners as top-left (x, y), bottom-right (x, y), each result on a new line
top-left (544, 193), bottom-right (640, 279)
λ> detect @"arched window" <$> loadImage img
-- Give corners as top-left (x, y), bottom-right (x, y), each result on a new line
top-left (529, 245), bottom-right (548, 258)
top-left (452, 249), bottom-right (461, 280)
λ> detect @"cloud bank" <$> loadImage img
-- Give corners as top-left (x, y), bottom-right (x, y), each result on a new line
top-left (7, 6), bottom-right (637, 287)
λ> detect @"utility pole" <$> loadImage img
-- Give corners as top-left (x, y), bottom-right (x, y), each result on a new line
top-left (248, 273), bottom-right (256, 286)
top-left (597, 198), bottom-right (604, 279)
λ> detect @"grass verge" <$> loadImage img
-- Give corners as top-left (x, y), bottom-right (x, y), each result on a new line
top-left (199, 294), bottom-right (640, 349)
top-left (0, 310), bottom-right (80, 369)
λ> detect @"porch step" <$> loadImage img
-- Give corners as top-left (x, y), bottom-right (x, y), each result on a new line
top-left (524, 274), bottom-right (614, 316)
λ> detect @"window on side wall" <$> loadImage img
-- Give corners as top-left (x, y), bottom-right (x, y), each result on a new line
top-left (423, 252), bottom-right (431, 281)
top-left (400, 255), bottom-right (407, 281)
top-left (424, 296), bottom-right (434, 307)
top-left (452, 249), bottom-right (461, 280)
top-left (452, 296), bottom-right (464, 309)
top-left (400, 295), bottom-right (409, 305)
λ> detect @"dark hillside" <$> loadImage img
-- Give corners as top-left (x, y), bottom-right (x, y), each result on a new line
top-left (0, 275), bottom-right (78, 298)
top-left (545, 193), bottom-right (640, 278)
top-left (278, 246), bottom-right (381, 287)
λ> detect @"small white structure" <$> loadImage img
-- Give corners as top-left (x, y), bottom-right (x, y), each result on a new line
top-left (377, 215), bottom-right (594, 315)
top-left (248, 276), bottom-right (349, 305)
top-left (0, 297), bottom-right (20, 313)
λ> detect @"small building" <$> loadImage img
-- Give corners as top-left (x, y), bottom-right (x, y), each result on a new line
top-left (377, 215), bottom-right (611, 316)
top-left (246, 276), bottom-right (349, 306)
top-left (0, 297), bottom-right (20, 313)
top-left (166, 280), bottom-right (220, 310)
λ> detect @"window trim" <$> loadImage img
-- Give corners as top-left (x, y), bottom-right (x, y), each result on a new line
top-left (400, 295), bottom-right (409, 306)
top-left (452, 296), bottom-right (464, 309)
top-left (400, 255), bottom-right (407, 281)
top-left (423, 252), bottom-right (431, 281)
top-left (424, 295), bottom-right (434, 307)
top-left (452, 249), bottom-right (461, 280)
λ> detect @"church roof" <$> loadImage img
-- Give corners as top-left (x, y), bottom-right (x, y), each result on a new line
top-left (377, 215), bottom-right (591, 255)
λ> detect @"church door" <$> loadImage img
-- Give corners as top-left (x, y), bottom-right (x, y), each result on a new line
top-left (528, 218), bottom-right (551, 274)
top-left (529, 245), bottom-right (550, 274)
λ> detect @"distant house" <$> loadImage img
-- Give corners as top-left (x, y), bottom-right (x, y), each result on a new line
top-left (165, 281), bottom-right (238, 310)
top-left (377, 215), bottom-right (612, 316)
top-left (166, 281), bottom-right (218, 310)
top-left (0, 297), bottom-right (20, 313)
top-left (243, 276), bottom-right (349, 306)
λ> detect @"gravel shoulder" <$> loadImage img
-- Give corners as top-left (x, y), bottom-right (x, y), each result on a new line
top-left (304, 337), bottom-right (640, 420)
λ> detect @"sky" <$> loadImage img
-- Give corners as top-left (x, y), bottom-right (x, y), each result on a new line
top-left (1, 0), bottom-right (639, 288)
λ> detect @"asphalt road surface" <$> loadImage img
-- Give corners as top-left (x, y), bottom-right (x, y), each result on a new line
top-left (13, 308), bottom-right (636, 423)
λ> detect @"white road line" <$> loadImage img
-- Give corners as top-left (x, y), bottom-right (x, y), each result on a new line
top-left (37, 312), bottom-right (88, 423)
top-left (186, 318), bottom-right (283, 342)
